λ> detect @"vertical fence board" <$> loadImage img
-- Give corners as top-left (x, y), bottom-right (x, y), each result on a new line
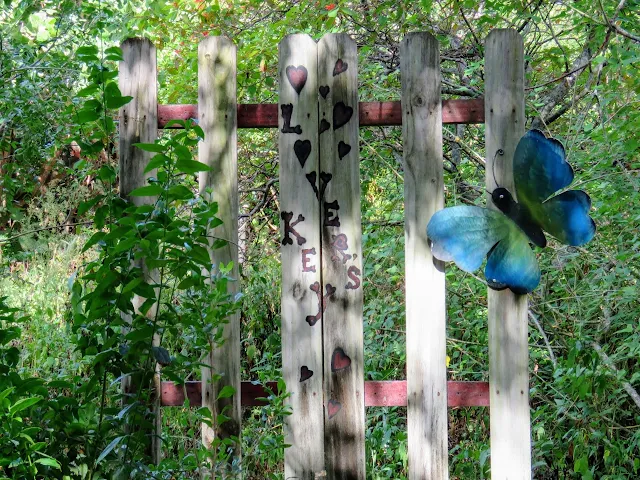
top-left (118, 37), bottom-right (161, 464)
top-left (198, 37), bottom-right (241, 469)
top-left (400, 33), bottom-right (448, 480)
top-left (278, 34), bottom-right (325, 479)
top-left (485, 29), bottom-right (531, 479)
top-left (318, 33), bottom-right (365, 479)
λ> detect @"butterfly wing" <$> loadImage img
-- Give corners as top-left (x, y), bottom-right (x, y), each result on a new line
top-left (513, 129), bottom-right (574, 205)
top-left (427, 206), bottom-right (540, 293)
top-left (538, 190), bottom-right (596, 246)
top-left (484, 227), bottom-right (541, 294)
top-left (513, 129), bottom-right (596, 246)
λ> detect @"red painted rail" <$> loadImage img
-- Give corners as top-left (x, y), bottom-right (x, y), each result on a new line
top-left (158, 99), bottom-right (484, 129)
top-left (161, 380), bottom-right (489, 408)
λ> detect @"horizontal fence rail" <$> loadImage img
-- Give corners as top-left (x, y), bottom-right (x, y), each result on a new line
top-left (157, 98), bottom-right (485, 129)
top-left (160, 380), bottom-right (490, 407)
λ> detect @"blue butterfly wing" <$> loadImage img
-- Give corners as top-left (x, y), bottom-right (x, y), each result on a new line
top-left (513, 129), bottom-right (574, 204)
top-left (427, 206), bottom-right (507, 272)
top-left (539, 190), bottom-right (596, 246)
top-left (485, 228), bottom-right (541, 294)
top-left (513, 129), bottom-right (596, 246)
top-left (427, 206), bottom-right (540, 293)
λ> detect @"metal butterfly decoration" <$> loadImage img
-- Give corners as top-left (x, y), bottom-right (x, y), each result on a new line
top-left (427, 129), bottom-right (596, 294)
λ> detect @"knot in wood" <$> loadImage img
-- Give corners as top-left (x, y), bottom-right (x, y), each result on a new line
top-left (414, 95), bottom-right (424, 106)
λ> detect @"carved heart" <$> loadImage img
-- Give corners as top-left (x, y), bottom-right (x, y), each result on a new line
top-left (319, 85), bottom-right (330, 98)
top-left (294, 140), bottom-right (312, 168)
top-left (300, 366), bottom-right (313, 382)
top-left (333, 102), bottom-right (353, 130)
top-left (331, 347), bottom-right (351, 372)
top-left (332, 233), bottom-right (349, 251)
top-left (338, 141), bottom-right (351, 160)
top-left (286, 65), bottom-right (308, 94)
top-left (320, 171), bottom-right (333, 184)
top-left (319, 119), bottom-right (330, 134)
top-left (333, 59), bottom-right (348, 76)
top-left (327, 399), bottom-right (342, 419)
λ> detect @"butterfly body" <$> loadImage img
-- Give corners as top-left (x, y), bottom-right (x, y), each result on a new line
top-left (427, 129), bottom-right (596, 294)
top-left (491, 187), bottom-right (546, 248)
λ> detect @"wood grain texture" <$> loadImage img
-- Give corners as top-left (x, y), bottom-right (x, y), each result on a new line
top-left (401, 32), bottom-right (448, 480)
top-left (160, 380), bottom-right (490, 407)
top-left (157, 99), bottom-right (484, 128)
top-left (197, 37), bottom-right (241, 468)
top-left (484, 29), bottom-right (532, 479)
top-left (318, 34), bottom-right (365, 480)
top-left (278, 34), bottom-right (325, 480)
top-left (118, 38), bottom-right (162, 464)
top-left (119, 38), bottom-right (158, 205)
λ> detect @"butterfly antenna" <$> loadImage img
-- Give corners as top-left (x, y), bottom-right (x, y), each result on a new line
top-left (491, 149), bottom-right (504, 189)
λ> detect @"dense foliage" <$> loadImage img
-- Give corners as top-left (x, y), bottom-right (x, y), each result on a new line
top-left (1, 0), bottom-right (639, 478)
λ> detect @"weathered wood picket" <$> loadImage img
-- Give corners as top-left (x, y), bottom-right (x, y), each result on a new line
top-left (119, 29), bottom-right (532, 479)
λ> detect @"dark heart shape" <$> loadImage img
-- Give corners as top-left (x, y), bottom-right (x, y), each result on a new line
top-left (332, 233), bottom-right (349, 250)
top-left (333, 102), bottom-right (353, 130)
top-left (286, 65), bottom-right (308, 94)
top-left (327, 399), bottom-right (342, 419)
top-left (320, 171), bottom-right (333, 184)
top-left (294, 140), bottom-right (312, 168)
top-left (319, 119), bottom-right (330, 134)
top-left (333, 59), bottom-right (348, 76)
top-left (331, 347), bottom-right (351, 372)
top-left (338, 141), bottom-right (351, 160)
top-left (300, 366), bottom-right (313, 382)
top-left (319, 85), bottom-right (330, 98)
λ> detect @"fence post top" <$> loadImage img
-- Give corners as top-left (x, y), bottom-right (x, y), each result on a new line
top-left (121, 37), bottom-right (155, 47)
top-left (401, 31), bottom-right (438, 43)
top-left (199, 35), bottom-right (236, 48)
top-left (486, 28), bottom-right (523, 42)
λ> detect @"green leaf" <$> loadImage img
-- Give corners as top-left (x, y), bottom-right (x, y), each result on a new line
top-left (105, 82), bottom-right (132, 109)
top-left (94, 205), bottom-right (110, 230)
top-left (144, 154), bottom-right (170, 173)
top-left (96, 436), bottom-right (124, 464)
top-left (9, 396), bottom-right (42, 415)
top-left (82, 231), bottom-right (106, 252)
top-left (173, 144), bottom-right (192, 161)
top-left (165, 119), bottom-right (186, 128)
top-left (0, 387), bottom-right (14, 403)
top-left (35, 457), bottom-right (61, 469)
top-left (106, 95), bottom-right (132, 109)
top-left (121, 277), bottom-right (143, 294)
top-left (104, 46), bottom-right (124, 62)
top-left (125, 325), bottom-right (154, 343)
top-left (75, 109), bottom-right (101, 123)
top-left (78, 195), bottom-right (104, 215)
top-left (76, 85), bottom-right (100, 97)
top-left (47, 380), bottom-right (73, 389)
top-left (97, 165), bottom-right (117, 183)
top-left (167, 185), bottom-right (194, 200)
top-left (190, 245), bottom-right (212, 265)
top-left (176, 159), bottom-right (211, 174)
top-left (129, 185), bottom-right (162, 197)
top-left (216, 385), bottom-right (236, 400)
top-left (134, 142), bottom-right (166, 153)
top-left (76, 45), bottom-right (99, 56)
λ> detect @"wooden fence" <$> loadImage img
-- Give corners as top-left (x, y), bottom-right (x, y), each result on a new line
top-left (119, 29), bottom-right (531, 479)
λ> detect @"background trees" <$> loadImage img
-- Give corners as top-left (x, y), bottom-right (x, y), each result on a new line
top-left (1, 0), bottom-right (639, 478)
